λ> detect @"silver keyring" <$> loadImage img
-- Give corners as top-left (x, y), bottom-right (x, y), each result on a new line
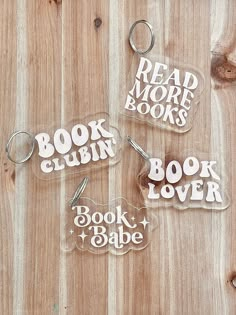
top-left (127, 136), bottom-right (150, 160)
top-left (129, 20), bottom-right (155, 55)
top-left (70, 177), bottom-right (89, 207)
top-left (6, 131), bottom-right (35, 164)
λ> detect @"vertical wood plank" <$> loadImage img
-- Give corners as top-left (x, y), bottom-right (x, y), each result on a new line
top-left (62, 1), bottom-right (109, 314)
top-left (0, 0), bottom-right (16, 313)
top-left (211, 1), bottom-right (236, 314)
top-left (23, 1), bottom-right (62, 314)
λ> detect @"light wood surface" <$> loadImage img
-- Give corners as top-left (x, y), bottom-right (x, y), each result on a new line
top-left (0, 0), bottom-right (236, 314)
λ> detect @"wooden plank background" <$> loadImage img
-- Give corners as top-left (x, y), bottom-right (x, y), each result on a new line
top-left (0, 0), bottom-right (236, 314)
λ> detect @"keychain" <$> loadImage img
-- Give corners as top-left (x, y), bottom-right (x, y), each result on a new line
top-left (127, 136), bottom-right (230, 211)
top-left (5, 113), bottom-right (122, 179)
top-left (61, 177), bottom-right (158, 255)
top-left (121, 20), bottom-right (205, 133)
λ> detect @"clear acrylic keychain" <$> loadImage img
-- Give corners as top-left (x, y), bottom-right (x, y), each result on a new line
top-left (121, 20), bottom-right (205, 133)
top-left (61, 177), bottom-right (158, 255)
top-left (127, 136), bottom-right (230, 211)
top-left (5, 112), bottom-right (122, 180)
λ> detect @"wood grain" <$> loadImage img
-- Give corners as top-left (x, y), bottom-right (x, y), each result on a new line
top-left (0, 0), bottom-right (236, 314)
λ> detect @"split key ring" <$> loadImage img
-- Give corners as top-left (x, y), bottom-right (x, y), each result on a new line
top-left (129, 20), bottom-right (155, 55)
top-left (6, 130), bottom-right (35, 164)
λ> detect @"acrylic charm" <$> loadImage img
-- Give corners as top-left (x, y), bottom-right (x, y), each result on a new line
top-left (6, 113), bottom-right (122, 180)
top-left (121, 20), bottom-right (205, 133)
top-left (61, 178), bottom-right (158, 255)
top-left (128, 137), bottom-right (230, 211)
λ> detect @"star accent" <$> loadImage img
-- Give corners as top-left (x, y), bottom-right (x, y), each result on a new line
top-left (69, 229), bottom-right (74, 235)
top-left (139, 217), bottom-right (150, 230)
top-left (131, 216), bottom-right (135, 221)
top-left (78, 230), bottom-right (88, 242)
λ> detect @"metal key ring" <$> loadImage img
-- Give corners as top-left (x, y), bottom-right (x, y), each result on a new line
top-left (129, 20), bottom-right (155, 55)
top-left (70, 177), bottom-right (89, 207)
top-left (127, 136), bottom-right (150, 160)
top-left (6, 130), bottom-right (35, 164)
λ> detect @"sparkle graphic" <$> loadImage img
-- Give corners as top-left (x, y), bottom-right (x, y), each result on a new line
top-left (131, 216), bottom-right (135, 221)
top-left (69, 229), bottom-right (74, 235)
top-left (78, 230), bottom-right (88, 242)
top-left (139, 217), bottom-right (150, 230)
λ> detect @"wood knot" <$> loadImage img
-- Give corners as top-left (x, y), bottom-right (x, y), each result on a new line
top-left (11, 170), bottom-right (15, 183)
top-left (49, 0), bottom-right (62, 4)
top-left (138, 171), bottom-right (150, 189)
top-left (138, 166), bottom-right (161, 190)
top-left (231, 275), bottom-right (236, 289)
top-left (211, 54), bottom-right (236, 87)
top-left (228, 272), bottom-right (236, 289)
top-left (4, 162), bottom-right (8, 173)
top-left (94, 17), bottom-right (102, 29)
